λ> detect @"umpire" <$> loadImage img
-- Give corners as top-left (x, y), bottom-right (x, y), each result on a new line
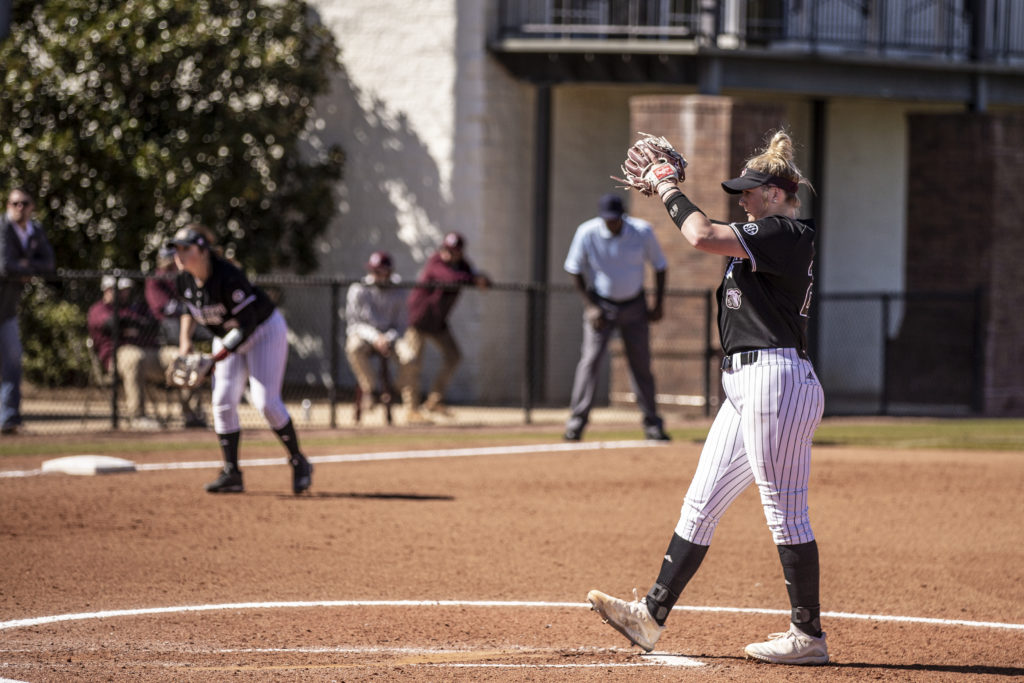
top-left (563, 193), bottom-right (670, 442)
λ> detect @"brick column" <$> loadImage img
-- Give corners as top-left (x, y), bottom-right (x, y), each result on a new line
top-left (611, 96), bottom-right (787, 412)
top-left (903, 112), bottom-right (1024, 415)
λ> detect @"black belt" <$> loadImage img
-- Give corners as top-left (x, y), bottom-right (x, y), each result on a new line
top-left (721, 350), bottom-right (759, 371)
top-left (595, 292), bottom-right (644, 306)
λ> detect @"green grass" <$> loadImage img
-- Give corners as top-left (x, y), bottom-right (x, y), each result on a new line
top-left (1, 418), bottom-right (1022, 459)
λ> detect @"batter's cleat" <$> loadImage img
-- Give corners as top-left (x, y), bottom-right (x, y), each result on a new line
top-left (744, 625), bottom-right (829, 665)
top-left (587, 588), bottom-right (664, 652)
top-left (563, 427), bottom-right (582, 441)
top-left (291, 455), bottom-right (313, 495)
top-left (205, 466), bottom-right (244, 493)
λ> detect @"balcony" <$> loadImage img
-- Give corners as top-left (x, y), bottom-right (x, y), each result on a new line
top-left (490, 1), bottom-right (1024, 104)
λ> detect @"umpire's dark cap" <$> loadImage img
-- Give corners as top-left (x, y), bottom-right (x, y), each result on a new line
top-left (598, 193), bottom-right (625, 220)
top-left (722, 168), bottom-right (799, 194)
top-left (166, 227), bottom-right (208, 249)
top-left (443, 232), bottom-right (465, 250)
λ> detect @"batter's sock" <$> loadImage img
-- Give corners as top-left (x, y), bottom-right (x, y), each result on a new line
top-left (645, 534), bottom-right (710, 625)
top-left (273, 419), bottom-right (303, 460)
top-left (217, 431), bottom-right (241, 470)
top-left (777, 541), bottom-right (822, 637)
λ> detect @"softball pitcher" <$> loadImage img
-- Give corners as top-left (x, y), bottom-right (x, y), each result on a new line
top-left (168, 224), bottom-right (312, 495)
top-left (588, 131), bottom-right (827, 665)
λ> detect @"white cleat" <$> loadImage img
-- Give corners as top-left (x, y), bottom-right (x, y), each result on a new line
top-left (744, 624), bottom-right (829, 665)
top-left (587, 588), bottom-right (664, 652)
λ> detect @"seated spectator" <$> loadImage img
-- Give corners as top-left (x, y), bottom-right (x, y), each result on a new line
top-left (345, 251), bottom-right (406, 415)
top-left (87, 276), bottom-right (189, 429)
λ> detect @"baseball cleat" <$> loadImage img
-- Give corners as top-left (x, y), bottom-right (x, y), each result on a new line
top-left (744, 624), bottom-right (829, 665)
top-left (205, 466), bottom-right (244, 493)
top-left (587, 588), bottom-right (664, 652)
top-left (291, 455), bottom-right (312, 495)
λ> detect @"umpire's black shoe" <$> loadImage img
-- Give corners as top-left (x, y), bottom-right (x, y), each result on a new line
top-left (564, 427), bottom-right (582, 442)
top-left (205, 466), bottom-right (244, 493)
top-left (291, 455), bottom-right (312, 495)
top-left (644, 425), bottom-right (672, 442)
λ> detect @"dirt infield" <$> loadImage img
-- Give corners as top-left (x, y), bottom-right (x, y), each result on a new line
top-left (1, 426), bottom-right (1022, 681)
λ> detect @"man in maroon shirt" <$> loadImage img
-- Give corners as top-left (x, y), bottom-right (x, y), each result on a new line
top-left (397, 232), bottom-right (490, 422)
top-left (87, 276), bottom-right (171, 429)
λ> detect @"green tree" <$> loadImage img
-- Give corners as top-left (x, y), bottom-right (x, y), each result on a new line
top-left (0, 0), bottom-right (344, 274)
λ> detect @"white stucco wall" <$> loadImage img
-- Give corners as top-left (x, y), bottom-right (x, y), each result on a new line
top-left (305, 0), bottom-right (536, 402)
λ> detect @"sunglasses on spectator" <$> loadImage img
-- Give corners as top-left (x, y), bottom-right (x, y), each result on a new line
top-left (8, 200), bottom-right (30, 207)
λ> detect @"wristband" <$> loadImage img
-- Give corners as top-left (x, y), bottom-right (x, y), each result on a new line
top-left (666, 192), bottom-right (704, 228)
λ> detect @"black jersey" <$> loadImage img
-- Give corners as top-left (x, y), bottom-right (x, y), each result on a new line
top-left (717, 216), bottom-right (815, 356)
top-left (175, 254), bottom-right (276, 341)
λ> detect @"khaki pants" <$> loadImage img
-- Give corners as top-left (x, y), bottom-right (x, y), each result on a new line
top-left (346, 335), bottom-right (391, 396)
top-left (115, 345), bottom-right (200, 419)
top-left (396, 327), bottom-right (461, 409)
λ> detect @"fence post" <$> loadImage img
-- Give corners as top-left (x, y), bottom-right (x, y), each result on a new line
top-left (879, 293), bottom-right (891, 416)
top-left (971, 285), bottom-right (985, 414)
top-left (109, 282), bottom-right (121, 430)
top-left (704, 288), bottom-right (713, 417)
top-left (522, 286), bottom-right (536, 424)
top-left (329, 281), bottom-right (339, 428)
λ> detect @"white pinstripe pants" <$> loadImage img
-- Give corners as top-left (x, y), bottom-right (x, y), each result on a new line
top-left (674, 348), bottom-right (824, 546)
top-left (211, 310), bottom-right (292, 434)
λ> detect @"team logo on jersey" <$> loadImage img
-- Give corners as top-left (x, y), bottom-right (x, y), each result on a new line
top-left (742, 222), bottom-right (759, 235)
top-left (725, 288), bottom-right (742, 309)
top-left (231, 289), bottom-right (245, 304)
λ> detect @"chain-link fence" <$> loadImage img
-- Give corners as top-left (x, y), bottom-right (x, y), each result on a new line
top-left (5, 272), bottom-right (984, 434)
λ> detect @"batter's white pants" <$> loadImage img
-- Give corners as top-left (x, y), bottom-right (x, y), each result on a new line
top-left (674, 348), bottom-right (824, 546)
top-left (211, 310), bottom-right (292, 434)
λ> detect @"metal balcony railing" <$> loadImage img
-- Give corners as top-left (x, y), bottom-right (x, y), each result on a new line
top-left (495, 0), bottom-right (1024, 64)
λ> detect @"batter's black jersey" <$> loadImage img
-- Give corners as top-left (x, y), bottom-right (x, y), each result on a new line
top-left (717, 215), bottom-right (815, 355)
top-left (175, 255), bottom-right (276, 341)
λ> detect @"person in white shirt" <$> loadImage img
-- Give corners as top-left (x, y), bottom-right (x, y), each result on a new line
top-left (345, 251), bottom-right (406, 415)
top-left (563, 193), bottom-right (670, 442)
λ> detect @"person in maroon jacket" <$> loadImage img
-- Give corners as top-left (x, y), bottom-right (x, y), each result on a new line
top-left (397, 232), bottom-right (490, 423)
top-left (87, 276), bottom-right (173, 429)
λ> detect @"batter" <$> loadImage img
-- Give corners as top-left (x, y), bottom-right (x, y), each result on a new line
top-left (168, 225), bottom-right (312, 495)
top-left (588, 130), bottom-right (828, 665)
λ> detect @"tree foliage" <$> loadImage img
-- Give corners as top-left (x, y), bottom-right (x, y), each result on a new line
top-left (0, 0), bottom-right (344, 274)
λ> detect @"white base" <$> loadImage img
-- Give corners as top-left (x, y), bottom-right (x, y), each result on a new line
top-left (41, 455), bottom-right (137, 476)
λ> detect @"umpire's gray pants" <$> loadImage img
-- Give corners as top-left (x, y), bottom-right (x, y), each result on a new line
top-left (566, 295), bottom-right (662, 432)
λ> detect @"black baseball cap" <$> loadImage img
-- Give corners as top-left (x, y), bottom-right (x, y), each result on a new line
top-left (166, 227), bottom-right (208, 249)
top-left (598, 193), bottom-right (625, 220)
top-left (722, 168), bottom-right (798, 195)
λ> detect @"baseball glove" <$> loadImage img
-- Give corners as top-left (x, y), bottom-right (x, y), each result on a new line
top-left (165, 353), bottom-right (215, 389)
top-left (611, 132), bottom-right (688, 197)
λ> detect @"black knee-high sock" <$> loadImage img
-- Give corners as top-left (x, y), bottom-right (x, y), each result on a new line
top-left (218, 431), bottom-right (241, 470)
top-left (273, 419), bottom-right (303, 461)
top-left (644, 534), bottom-right (710, 625)
top-left (777, 541), bottom-right (822, 637)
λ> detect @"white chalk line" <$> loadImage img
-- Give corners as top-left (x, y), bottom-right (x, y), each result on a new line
top-left (0, 439), bottom-right (662, 478)
top-left (1, 599), bottom-right (1021, 634)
